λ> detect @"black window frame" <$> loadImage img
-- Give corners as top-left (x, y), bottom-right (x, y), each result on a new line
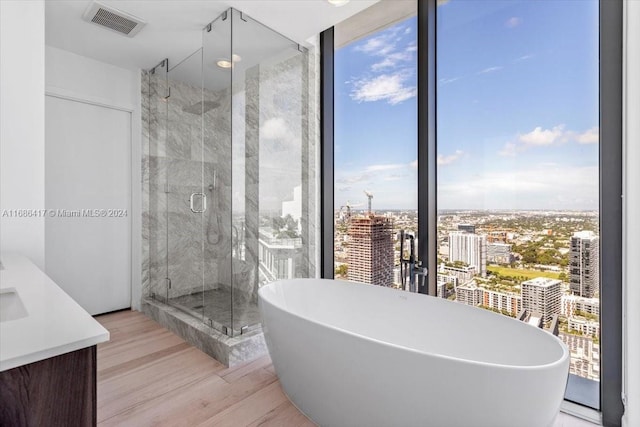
top-left (320, 0), bottom-right (623, 424)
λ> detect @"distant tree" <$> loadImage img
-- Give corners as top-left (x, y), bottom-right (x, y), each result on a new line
top-left (272, 216), bottom-right (285, 232)
top-left (272, 214), bottom-right (300, 238)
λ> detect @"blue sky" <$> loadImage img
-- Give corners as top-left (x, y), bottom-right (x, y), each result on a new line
top-left (334, 0), bottom-right (599, 211)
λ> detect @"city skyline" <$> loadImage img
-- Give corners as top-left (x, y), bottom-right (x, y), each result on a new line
top-left (335, 0), bottom-right (599, 211)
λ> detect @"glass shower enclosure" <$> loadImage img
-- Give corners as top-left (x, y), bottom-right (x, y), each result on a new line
top-left (146, 9), bottom-right (314, 337)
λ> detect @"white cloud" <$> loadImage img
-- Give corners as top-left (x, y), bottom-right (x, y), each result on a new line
top-left (348, 22), bottom-right (417, 104)
top-left (350, 72), bottom-right (417, 105)
top-left (439, 165), bottom-right (598, 210)
top-left (479, 66), bottom-right (503, 74)
top-left (515, 54), bottom-right (534, 61)
top-left (437, 149), bottom-right (464, 165)
top-left (354, 26), bottom-right (405, 57)
top-left (355, 36), bottom-right (395, 56)
top-left (576, 127), bottom-right (599, 144)
top-left (506, 17), bottom-right (522, 28)
top-left (260, 117), bottom-right (290, 140)
top-left (372, 51), bottom-right (413, 71)
top-left (336, 174), bottom-right (372, 185)
top-left (499, 142), bottom-right (518, 157)
top-left (410, 159), bottom-right (418, 169)
top-left (498, 125), bottom-right (598, 157)
top-left (518, 125), bottom-right (566, 146)
top-left (439, 77), bottom-right (461, 85)
top-left (366, 163), bottom-right (405, 172)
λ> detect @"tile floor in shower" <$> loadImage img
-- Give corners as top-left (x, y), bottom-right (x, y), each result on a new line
top-left (169, 288), bottom-right (262, 335)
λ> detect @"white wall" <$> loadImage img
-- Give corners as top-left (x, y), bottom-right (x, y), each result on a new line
top-left (0, 1), bottom-right (46, 269)
top-left (46, 46), bottom-right (139, 110)
top-left (623, 1), bottom-right (640, 426)
top-left (45, 46), bottom-right (142, 310)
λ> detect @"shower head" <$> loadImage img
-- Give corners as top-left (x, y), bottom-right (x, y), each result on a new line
top-left (182, 100), bottom-right (220, 115)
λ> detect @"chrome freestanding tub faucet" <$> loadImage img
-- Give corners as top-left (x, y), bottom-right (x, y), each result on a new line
top-left (399, 230), bottom-right (427, 293)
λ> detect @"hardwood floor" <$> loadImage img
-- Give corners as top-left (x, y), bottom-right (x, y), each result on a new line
top-left (96, 310), bottom-right (596, 427)
top-left (95, 310), bottom-right (314, 427)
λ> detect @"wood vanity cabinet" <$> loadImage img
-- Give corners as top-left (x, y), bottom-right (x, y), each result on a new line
top-left (0, 346), bottom-right (97, 427)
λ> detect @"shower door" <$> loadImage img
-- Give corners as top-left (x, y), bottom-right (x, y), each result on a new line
top-left (164, 48), bottom-right (207, 325)
top-left (164, 13), bottom-right (233, 332)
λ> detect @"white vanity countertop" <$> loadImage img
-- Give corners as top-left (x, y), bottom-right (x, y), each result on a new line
top-left (0, 254), bottom-right (109, 372)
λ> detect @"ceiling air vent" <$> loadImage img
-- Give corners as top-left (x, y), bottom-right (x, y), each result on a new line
top-left (82, 2), bottom-right (146, 37)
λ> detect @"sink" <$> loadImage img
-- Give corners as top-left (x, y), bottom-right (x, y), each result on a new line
top-left (0, 288), bottom-right (28, 322)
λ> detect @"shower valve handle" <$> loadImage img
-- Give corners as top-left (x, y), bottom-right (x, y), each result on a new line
top-left (189, 192), bottom-right (207, 213)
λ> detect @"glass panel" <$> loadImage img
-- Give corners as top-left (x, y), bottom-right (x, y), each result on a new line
top-left (202, 12), bottom-right (233, 333)
top-left (334, 3), bottom-right (418, 290)
top-left (164, 49), bottom-right (208, 323)
top-left (436, 0), bottom-right (600, 408)
top-left (230, 9), bottom-right (310, 334)
top-left (147, 60), bottom-right (169, 303)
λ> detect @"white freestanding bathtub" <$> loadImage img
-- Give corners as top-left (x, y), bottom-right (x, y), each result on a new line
top-left (259, 279), bottom-right (570, 427)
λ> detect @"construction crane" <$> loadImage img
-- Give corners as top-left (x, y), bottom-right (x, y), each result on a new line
top-left (364, 190), bottom-right (373, 215)
top-left (338, 201), bottom-right (362, 224)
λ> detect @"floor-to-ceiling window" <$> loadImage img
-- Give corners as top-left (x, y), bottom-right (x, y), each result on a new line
top-left (323, 0), bottom-right (621, 423)
top-left (436, 0), bottom-right (601, 409)
top-left (333, 1), bottom-right (418, 289)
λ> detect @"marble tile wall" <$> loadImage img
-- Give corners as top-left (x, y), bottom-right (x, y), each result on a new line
top-left (143, 65), bottom-right (232, 304)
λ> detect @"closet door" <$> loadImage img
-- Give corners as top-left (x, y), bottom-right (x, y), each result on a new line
top-left (45, 95), bottom-right (131, 315)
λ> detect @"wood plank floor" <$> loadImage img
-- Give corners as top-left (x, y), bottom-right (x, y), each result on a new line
top-left (96, 311), bottom-right (594, 427)
top-left (95, 310), bottom-right (314, 427)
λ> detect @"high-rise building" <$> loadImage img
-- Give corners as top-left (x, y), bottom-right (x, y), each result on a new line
top-left (448, 232), bottom-right (487, 277)
top-left (479, 288), bottom-right (521, 316)
top-left (568, 317), bottom-right (600, 337)
top-left (522, 277), bottom-right (562, 323)
top-left (487, 243), bottom-right (513, 265)
top-left (437, 273), bottom-right (458, 299)
top-left (455, 282), bottom-right (481, 306)
top-left (559, 333), bottom-right (600, 381)
top-left (347, 216), bottom-right (394, 287)
top-left (561, 294), bottom-right (600, 318)
top-left (569, 231), bottom-right (600, 298)
top-left (439, 264), bottom-right (476, 282)
top-left (258, 228), bottom-right (302, 282)
top-left (458, 224), bottom-right (476, 234)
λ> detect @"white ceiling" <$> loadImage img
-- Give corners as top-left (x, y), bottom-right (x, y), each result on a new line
top-left (45, 0), bottom-right (380, 71)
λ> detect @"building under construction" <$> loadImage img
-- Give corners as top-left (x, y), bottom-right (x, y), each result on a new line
top-left (347, 215), bottom-right (394, 287)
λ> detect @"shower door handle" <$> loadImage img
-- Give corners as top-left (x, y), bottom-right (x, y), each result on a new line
top-left (189, 192), bottom-right (207, 213)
